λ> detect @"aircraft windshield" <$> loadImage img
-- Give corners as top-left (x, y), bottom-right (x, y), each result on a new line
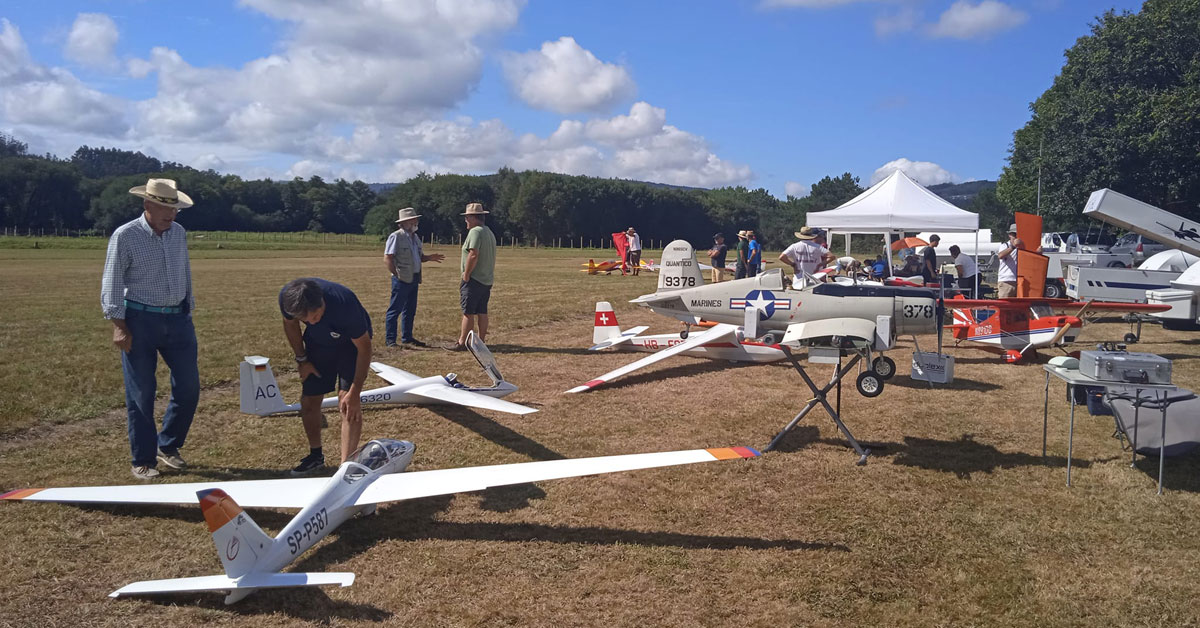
top-left (1030, 305), bottom-right (1054, 319)
top-left (351, 441), bottom-right (389, 471)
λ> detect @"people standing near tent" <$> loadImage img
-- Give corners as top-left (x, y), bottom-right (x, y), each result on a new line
top-left (734, 231), bottom-right (750, 279)
top-left (948, 245), bottom-right (979, 295)
top-left (625, 227), bottom-right (642, 276)
top-left (707, 233), bottom-right (728, 283)
top-left (996, 224), bottom-right (1023, 298)
top-left (747, 231), bottom-right (762, 275)
top-left (780, 226), bottom-right (833, 287)
top-left (921, 234), bottom-right (941, 285)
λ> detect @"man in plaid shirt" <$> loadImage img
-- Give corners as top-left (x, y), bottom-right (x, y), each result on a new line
top-left (100, 178), bottom-right (199, 480)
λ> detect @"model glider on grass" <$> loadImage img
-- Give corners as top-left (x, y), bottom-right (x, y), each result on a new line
top-left (240, 331), bottom-right (535, 417)
top-left (566, 301), bottom-right (786, 393)
top-left (1, 438), bottom-right (761, 604)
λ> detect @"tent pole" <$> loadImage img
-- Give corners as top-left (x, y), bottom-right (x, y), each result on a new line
top-left (974, 230), bottom-right (980, 298)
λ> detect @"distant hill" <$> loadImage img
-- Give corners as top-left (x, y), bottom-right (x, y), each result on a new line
top-left (928, 180), bottom-right (996, 208)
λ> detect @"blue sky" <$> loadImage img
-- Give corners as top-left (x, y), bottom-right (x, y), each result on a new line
top-left (0, 0), bottom-right (1144, 198)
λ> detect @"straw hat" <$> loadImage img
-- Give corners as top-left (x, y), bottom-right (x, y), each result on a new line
top-left (737, 230), bottom-right (748, 238)
top-left (395, 207), bottom-right (421, 222)
top-left (462, 202), bottom-right (489, 216)
top-left (128, 178), bottom-right (193, 209)
top-left (794, 226), bottom-right (821, 240)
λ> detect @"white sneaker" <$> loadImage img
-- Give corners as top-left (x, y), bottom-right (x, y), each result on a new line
top-left (131, 465), bottom-right (160, 480)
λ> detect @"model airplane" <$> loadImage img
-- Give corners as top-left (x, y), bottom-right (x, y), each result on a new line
top-left (2, 439), bottom-right (761, 603)
top-left (625, 240), bottom-right (941, 395)
top-left (581, 259), bottom-right (624, 275)
top-left (240, 331), bottom-right (535, 417)
top-left (1157, 221), bottom-right (1200, 242)
top-left (947, 297), bottom-right (1170, 363)
top-left (566, 302), bottom-right (786, 393)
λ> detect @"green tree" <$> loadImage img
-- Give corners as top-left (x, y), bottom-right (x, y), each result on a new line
top-left (1, 132), bottom-right (28, 157)
top-left (998, 1), bottom-right (1200, 228)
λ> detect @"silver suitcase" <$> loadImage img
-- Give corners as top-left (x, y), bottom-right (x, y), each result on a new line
top-left (1079, 350), bottom-right (1171, 385)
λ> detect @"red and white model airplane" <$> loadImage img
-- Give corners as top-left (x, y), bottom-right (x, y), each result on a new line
top-left (946, 297), bottom-right (1169, 363)
top-left (566, 302), bottom-right (786, 393)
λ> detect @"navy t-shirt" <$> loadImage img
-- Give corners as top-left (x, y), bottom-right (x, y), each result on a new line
top-left (279, 278), bottom-right (372, 346)
top-left (711, 243), bottom-right (728, 267)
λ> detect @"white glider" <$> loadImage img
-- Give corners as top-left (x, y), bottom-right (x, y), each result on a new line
top-left (2, 439), bottom-right (761, 603)
top-left (241, 331), bottom-right (535, 416)
top-left (565, 302), bottom-right (785, 394)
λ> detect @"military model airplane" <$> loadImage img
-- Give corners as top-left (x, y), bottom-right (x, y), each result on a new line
top-left (566, 302), bottom-right (786, 393)
top-left (2, 438), bottom-right (760, 603)
top-left (1156, 221), bottom-right (1200, 242)
top-left (240, 331), bottom-right (536, 417)
top-left (947, 297), bottom-right (1170, 363)
top-left (628, 240), bottom-right (942, 396)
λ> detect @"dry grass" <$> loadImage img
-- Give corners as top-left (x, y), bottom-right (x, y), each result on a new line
top-left (2, 245), bottom-right (1200, 627)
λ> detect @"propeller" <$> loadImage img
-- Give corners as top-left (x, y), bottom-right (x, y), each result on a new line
top-left (1045, 300), bottom-right (1091, 350)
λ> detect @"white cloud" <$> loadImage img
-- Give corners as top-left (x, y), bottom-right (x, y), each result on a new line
top-left (874, 7), bottom-right (919, 37)
top-left (871, 158), bottom-right (959, 186)
top-left (502, 36), bottom-right (635, 114)
top-left (927, 1), bottom-right (1028, 40)
top-left (0, 19), bottom-right (127, 136)
top-left (785, 181), bottom-right (809, 198)
top-left (65, 13), bottom-right (119, 70)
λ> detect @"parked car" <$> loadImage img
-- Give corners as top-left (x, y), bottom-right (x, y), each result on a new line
top-left (1109, 233), bottom-right (1167, 262)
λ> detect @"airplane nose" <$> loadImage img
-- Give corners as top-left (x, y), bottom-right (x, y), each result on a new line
top-left (1063, 316), bottom-right (1082, 327)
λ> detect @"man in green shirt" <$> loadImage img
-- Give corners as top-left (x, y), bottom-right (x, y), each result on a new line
top-left (734, 230), bottom-right (750, 279)
top-left (450, 202), bottom-right (497, 351)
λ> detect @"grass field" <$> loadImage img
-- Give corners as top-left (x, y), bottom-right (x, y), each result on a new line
top-left (2, 243), bottom-right (1199, 627)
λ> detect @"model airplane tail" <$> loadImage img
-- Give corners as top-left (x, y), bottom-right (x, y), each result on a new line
top-left (655, 239), bottom-right (704, 292)
top-left (239, 356), bottom-right (295, 416)
top-left (594, 301), bottom-right (621, 344)
top-left (200, 488), bottom-right (272, 579)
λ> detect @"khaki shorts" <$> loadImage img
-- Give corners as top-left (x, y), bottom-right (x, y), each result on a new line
top-left (997, 281), bottom-right (1017, 298)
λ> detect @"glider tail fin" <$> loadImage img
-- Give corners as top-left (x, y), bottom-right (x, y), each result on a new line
top-left (239, 356), bottom-right (289, 415)
top-left (593, 301), bottom-right (622, 344)
top-left (199, 488), bottom-right (272, 580)
top-left (656, 240), bottom-right (704, 292)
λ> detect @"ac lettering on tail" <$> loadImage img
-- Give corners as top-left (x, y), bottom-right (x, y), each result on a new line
top-left (255, 384), bottom-right (278, 400)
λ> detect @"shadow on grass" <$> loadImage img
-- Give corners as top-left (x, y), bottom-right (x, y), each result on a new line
top-left (582, 360), bottom-right (766, 393)
top-left (885, 375), bottom-right (1004, 393)
top-left (486, 343), bottom-right (594, 356)
top-left (143, 588), bottom-right (391, 622)
top-left (77, 502), bottom-right (295, 529)
top-left (1131, 454), bottom-right (1200, 493)
top-left (294, 493), bottom-right (845, 577)
top-left (1157, 353), bottom-right (1200, 362)
top-left (770, 428), bottom-right (1085, 480)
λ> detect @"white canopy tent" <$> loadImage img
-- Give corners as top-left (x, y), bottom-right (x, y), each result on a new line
top-left (806, 169), bottom-right (982, 293)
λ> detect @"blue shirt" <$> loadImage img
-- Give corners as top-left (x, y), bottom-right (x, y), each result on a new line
top-left (100, 214), bottom-right (193, 319)
top-left (279, 279), bottom-right (372, 346)
top-left (748, 240), bottom-right (761, 266)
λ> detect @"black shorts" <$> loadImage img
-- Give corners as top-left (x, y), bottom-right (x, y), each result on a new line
top-left (301, 339), bottom-right (358, 397)
top-left (626, 250), bottom-right (642, 265)
top-left (460, 278), bottom-right (492, 315)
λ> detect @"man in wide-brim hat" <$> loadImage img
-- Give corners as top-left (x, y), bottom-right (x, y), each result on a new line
top-left (780, 226), bottom-right (834, 287)
top-left (100, 178), bottom-right (199, 481)
top-left (735, 230), bottom-right (750, 279)
top-left (384, 207), bottom-right (444, 348)
top-left (449, 202), bottom-right (497, 351)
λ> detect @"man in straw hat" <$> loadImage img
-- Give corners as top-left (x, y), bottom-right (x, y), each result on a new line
top-left (625, 226), bottom-right (642, 276)
top-left (448, 202), bottom-right (497, 351)
top-left (101, 178), bottom-right (199, 480)
top-left (997, 223), bottom-right (1024, 298)
top-left (734, 230), bottom-right (750, 279)
top-left (780, 226), bottom-right (834, 287)
top-left (384, 207), bottom-right (444, 348)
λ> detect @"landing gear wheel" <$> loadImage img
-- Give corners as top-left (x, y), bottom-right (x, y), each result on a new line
top-left (679, 329), bottom-right (689, 340)
top-left (760, 331), bottom-right (781, 345)
top-left (1123, 332), bottom-right (1139, 344)
top-left (855, 372), bottom-right (884, 398)
top-left (871, 356), bottom-right (896, 380)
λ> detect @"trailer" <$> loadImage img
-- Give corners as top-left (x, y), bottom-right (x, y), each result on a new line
top-left (1044, 251), bottom-right (1134, 298)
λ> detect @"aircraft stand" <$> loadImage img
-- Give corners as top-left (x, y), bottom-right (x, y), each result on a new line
top-left (764, 347), bottom-right (871, 465)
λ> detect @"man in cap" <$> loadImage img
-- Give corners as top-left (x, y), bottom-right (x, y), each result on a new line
top-left (278, 277), bottom-right (373, 475)
top-left (101, 178), bottom-right (199, 480)
top-left (780, 226), bottom-right (834, 287)
top-left (384, 207), bottom-right (444, 348)
top-left (734, 231), bottom-right (750, 279)
top-left (707, 233), bottom-right (728, 283)
top-left (449, 202), bottom-right (497, 351)
top-left (625, 226), bottom-right (642, 276)
top-left (996, 223), bottom-right (1024, 298)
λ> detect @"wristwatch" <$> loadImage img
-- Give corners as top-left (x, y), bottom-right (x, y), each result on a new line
top-left (295, 354), bottom-right (308, 363)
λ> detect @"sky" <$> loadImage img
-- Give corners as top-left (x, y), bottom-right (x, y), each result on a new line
top-left (0, 0), bottom-right (1146, 199)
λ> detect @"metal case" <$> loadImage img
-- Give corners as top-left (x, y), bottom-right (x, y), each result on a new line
top-left (1079, 350), bottom-right (1171, 385)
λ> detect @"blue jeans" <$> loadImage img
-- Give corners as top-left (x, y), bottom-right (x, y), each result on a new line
top-left (385, 274), bottom-right (420, 344)
top-left (120, 309), bottom-right (200, 467)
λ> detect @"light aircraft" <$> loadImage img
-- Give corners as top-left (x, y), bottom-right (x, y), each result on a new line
top-left (946, 297), bottom-right (1170, 363)
top-left (2, 438), bottom-right (760, 603)
top-left (627, 240), bottom-right (943, 396)
top-left (566, 302), bottom-right (786, 393)
top-left (241, 331), bottom-right (536, 417)
top-left (1156, 221), bottom-right (1200, 242)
